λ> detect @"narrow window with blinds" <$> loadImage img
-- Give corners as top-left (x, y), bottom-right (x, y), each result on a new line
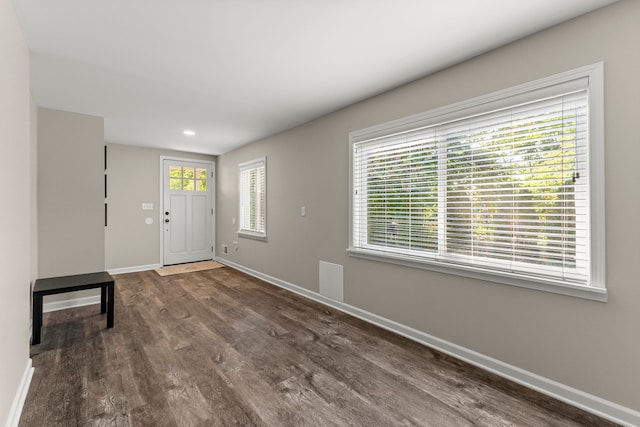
top-left (238, 157), bottom-right (267, 240)
top-left (349, 64), bottom-right (606, 301)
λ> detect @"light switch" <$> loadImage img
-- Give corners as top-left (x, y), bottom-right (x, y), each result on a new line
top-left (300, 206), bottom-right (306, 217)
top-left (142, 203), bottom-right (153, 210)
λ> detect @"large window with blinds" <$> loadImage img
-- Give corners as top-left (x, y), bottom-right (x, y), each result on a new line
top-left (238, 157), bottom-right (266, 240)
top-left (349, 64), bottom-right (606, 300)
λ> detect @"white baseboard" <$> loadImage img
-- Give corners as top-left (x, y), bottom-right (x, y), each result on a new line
top-left (107, 263), bottom-right (161, 275)
top-left (218, 258), bottom-right (640, 427)
top-left (6, 358), bottom-right (34, 427)
top-left (43, 295), bottom-right (101, 313)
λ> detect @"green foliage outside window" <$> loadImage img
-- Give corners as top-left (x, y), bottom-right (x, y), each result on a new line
top-left (365, 112), bottom-right (579, 268)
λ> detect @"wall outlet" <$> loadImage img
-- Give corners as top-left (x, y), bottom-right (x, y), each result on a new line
top-left (221, 244), bottom-right (228, 254)
top-left (232, 240), bottom-right (238, 251)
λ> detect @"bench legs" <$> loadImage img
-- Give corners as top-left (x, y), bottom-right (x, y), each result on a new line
top-left (32, 293), bottom-right (43, 345)
top-left (101, 285), bottom-right (107, 314)
top-left (107, 282), bottom-right (114, 328)
top-left (32, 281), bottom-right (114, 345)
top-left (100, 282), bottom-right (114, 328)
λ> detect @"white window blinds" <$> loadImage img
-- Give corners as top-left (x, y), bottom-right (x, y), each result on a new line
top-left (239, 158), bottom-right (266, 239)
top-left (351, 69), bottom-right (603, 292)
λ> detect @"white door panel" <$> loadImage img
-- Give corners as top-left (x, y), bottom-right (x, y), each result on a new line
top-left (169, 194), bottom-right (187, 253)
top-left (191, 195), bottom-right (207, 251)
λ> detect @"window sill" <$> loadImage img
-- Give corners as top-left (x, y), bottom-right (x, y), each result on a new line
top-left (238, 230), bottom-right (268, 242)
top-left (347, 248), bottom-right (607, 302)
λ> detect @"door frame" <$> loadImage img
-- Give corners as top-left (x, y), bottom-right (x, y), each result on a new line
top-left (159, 156), bottom-right (215, 266)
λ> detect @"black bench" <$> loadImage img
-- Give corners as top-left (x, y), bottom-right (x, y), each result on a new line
top-left (32, 271), bottom-right (114, 345)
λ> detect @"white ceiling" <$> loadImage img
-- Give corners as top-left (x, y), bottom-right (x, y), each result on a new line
top-left (14, 0), bottom-right (617, 155)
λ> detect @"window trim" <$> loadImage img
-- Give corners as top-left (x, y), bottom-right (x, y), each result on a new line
top-left (238, 157), bottom-right (267, 241)
top-left (348, 63), bottom-right (606, 302)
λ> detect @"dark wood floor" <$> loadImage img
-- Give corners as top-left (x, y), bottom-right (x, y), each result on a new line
top-left (21, 267), bottom-right (617, 426)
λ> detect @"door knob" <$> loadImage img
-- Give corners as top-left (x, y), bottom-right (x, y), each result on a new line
top-left (165, 219), bottom-right (170, 223)
top-left (165, 211), bottom-right (170, 215)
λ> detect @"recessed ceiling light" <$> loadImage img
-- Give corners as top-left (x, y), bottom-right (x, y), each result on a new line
top-left (183, 129), bottom-right (196, 136)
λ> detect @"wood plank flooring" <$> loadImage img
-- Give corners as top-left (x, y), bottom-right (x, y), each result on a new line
top-left (21, 267), bottom-right (618, 426)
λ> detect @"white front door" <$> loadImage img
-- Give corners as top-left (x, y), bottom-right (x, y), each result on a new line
top-left (162, 159), bottom-right (214, 265)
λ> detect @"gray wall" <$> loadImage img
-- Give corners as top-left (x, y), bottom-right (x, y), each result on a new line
top-left (105, 143), bottom-right (215, 270)
top-left (217, 0), bottom-right (640, 411)
top-left (30, 100), bottom-right (38, 284)
top-left (0, 0), bottom-right (31, 423)
top-left (38, 108), bottom-right (105, 301)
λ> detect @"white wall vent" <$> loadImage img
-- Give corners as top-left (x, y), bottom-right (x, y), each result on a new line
top-left (319, 261), bottom-right (344, 302)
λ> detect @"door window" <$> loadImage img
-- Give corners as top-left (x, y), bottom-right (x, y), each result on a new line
top-left (169, 166), bottom-right (207, 192)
